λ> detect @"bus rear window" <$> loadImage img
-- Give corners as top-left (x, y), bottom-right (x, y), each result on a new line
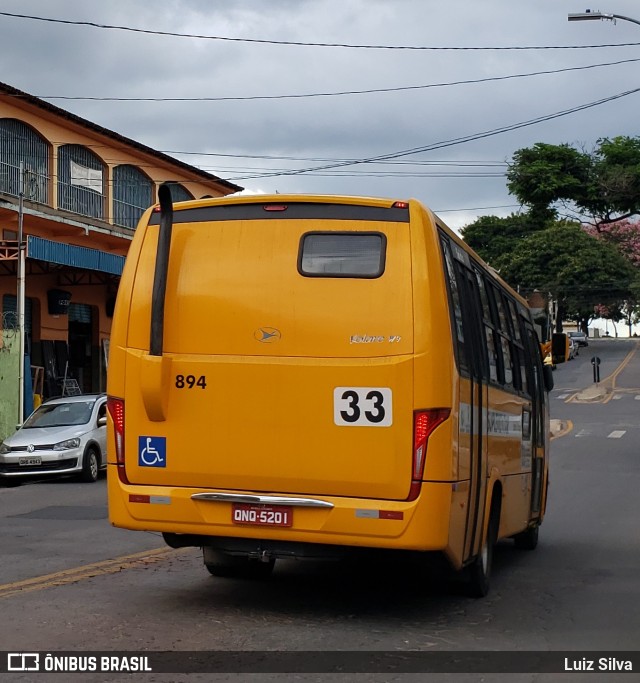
top-left (299, 232), bottom-right (386, 278)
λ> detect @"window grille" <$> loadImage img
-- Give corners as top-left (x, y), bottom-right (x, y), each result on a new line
top-left (68, 302), bottom-right (92, 324)
top-left (168, 183), bottom-right (193, 203)
top-left (0, 119), bottom-right (50, 204)
top-left (113, 164), bottom-right (153, 229)
top-left (57, 144), bottom-right (105, 220)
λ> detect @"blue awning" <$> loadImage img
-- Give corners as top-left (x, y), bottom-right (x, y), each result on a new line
top-left (27, 235), bottom-right (125, 275)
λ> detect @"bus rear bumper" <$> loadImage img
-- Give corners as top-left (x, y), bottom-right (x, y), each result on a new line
top-left (107, 466), bottom-right (465, 554)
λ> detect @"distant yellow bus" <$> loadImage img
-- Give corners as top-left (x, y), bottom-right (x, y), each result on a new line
top-left (107, 187), bottom-right (553, 596)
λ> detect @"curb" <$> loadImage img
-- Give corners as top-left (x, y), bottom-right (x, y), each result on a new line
top-left (573, 386), bottom-right (608, 402)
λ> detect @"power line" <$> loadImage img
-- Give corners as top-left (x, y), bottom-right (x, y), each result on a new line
top-left (2, 11), bottom-right (640, 50)
top-left (8, 85), bottom-right (635, 182)
top-left (22, 58), bottom-right (640, 102)
top-left (435, 204), bottom-right (520, 214)
top-left (221, 86), bottom-right (640, 180)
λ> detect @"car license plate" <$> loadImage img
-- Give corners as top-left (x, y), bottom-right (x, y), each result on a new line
top-left (19, 456), bottom-right (42, 466)
top-left (232, 503), bottom-right (292, 527)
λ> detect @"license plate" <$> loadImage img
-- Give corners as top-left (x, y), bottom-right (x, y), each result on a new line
top-left (232, 503), bottom-right (292, 527)
top-left (19, 456), bottom-right (42, 466)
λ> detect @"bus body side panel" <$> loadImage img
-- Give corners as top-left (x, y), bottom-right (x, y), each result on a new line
top-left (408, 205), bottom-right (456, 480)
top-left (107, 207), bottom-right (153, 404)
top-left (486, 388), bottom-right (532, 539)
top-left (407, 206), bottom-right (466, 564)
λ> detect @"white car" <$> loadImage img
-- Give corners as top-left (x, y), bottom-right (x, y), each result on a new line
top-left (568, 330), bottom-right (588, 347)
top-left (0, 394), bottom-right (107, 483)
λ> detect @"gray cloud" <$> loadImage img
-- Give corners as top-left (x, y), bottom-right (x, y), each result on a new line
top-left (2, 0), bottom-right (639, 229)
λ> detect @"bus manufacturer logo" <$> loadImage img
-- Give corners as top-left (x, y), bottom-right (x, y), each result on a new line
top-left (255, 327), bottom-right (281, 343)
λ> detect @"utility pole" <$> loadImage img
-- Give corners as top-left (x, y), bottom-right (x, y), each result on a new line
top-left (17, 162), bottom-right (26, 425)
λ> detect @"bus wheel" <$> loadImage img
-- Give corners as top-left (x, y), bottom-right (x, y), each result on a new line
top-left (467, 506), bottom-right (499, 598)
top-left (513, 524), bottom-right (539, 551)
top-left (203, 550), bottom-right (275, 579)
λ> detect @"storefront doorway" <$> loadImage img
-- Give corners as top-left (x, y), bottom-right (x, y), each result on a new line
top-left (68, 303), bottom-right (95, 393)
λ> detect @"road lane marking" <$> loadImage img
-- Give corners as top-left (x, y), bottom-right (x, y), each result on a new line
top-left (0, 547), bottom-right (178, 600)
top-left (608, 431), bottom-right (626, 439)
top-left (602, 343), bottom-right (639, 394)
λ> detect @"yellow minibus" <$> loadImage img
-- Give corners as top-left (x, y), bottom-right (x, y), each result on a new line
top-left (107, 186), bottom-right (553, 596)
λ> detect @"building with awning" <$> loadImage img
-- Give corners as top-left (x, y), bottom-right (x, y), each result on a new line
top-left (0, 81), bottom-right (242, 433)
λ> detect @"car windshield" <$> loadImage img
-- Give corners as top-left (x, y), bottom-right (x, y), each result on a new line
top-left (22, 401), bottom-right (95, 428)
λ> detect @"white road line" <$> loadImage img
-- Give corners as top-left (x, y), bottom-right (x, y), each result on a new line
top-left (608, 431), bottom-right (626, 439)
top-left (557, 394), bottom-right (570, 400)
top-left (612, 394), bottom-right (623, 400)
top-left (574, 429), bottom-right (592, 438)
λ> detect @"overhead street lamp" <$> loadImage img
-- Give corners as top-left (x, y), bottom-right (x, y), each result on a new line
top-left (568, 9), bottom-right (640, 27)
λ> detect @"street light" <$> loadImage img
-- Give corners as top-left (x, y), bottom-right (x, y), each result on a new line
top-left (568, 9), bottom-right (640, 27)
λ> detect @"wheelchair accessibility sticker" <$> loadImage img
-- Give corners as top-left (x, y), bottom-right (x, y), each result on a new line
top-left (138, 436), bottom-right (166, 467)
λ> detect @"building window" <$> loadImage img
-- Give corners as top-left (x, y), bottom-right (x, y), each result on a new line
top-left (57, 144), bottom-right (105, 220)
top-left (113, 164), bottom-right (153, 229)
top-left (168, 183), bottom-right (193, 203)
top-left (0, 118), bottom-right (50, 204)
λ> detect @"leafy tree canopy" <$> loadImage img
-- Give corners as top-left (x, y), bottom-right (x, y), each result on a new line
top-left (496, 221), bottom-right (635, 324)
top-left (460, 213), bottom-right (546, 268)
top-left (506, 136), bottom-right (640, 227)
top-left (585, 218), bottom-right (640, 267)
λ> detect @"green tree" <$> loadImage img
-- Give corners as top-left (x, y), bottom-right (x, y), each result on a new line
top-left (497, 222), bottom-right (635, 331)
top-left (506, 136), bottom-right (640, 227)
top-left (461, 213), bottom-right (547, 268)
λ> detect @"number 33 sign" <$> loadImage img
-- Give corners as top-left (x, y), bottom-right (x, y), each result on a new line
top-left (334, 387), bottom-right (393, 427)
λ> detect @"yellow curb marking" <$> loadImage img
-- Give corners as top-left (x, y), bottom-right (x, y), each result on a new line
top-left (562, 342), bottom-right (639, 404)
top-left (0, 547), bottom-right (178, 600)
top-left (551, 420), bottom-right (573, 440)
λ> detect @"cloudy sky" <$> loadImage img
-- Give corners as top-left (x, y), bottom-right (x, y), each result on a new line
top-left (1, 0), bottom-right (639, 231)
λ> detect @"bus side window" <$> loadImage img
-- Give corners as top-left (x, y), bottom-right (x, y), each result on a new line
top-left (440, 237), bottom-right (469, 377)
top-left (475, 270), bottom-right (499, 384)
top-left (502, 299), bottom-right (524, 393)
top-left (484, 283), bottom-right (509, 388)
top-left (454, 263), bottom-right (488, 382)
top-left (524, 323), bottom-right (546, 446)
top-left (494, 290), bottom-right (516, 389)
top-left (501, 293), bottom-right (526, 392)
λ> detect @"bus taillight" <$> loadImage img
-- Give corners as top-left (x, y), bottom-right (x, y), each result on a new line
top-left (107, 396), bottom-right (128, 483)
top-left (408, 408), bottom-right (450, 501)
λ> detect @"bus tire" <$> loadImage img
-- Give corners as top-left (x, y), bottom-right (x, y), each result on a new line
top-left (513, 524), bottom-right (539, 551)
top-left (467, 502), bottom-right (499, 598)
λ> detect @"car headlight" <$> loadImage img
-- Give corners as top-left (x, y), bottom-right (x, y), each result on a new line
top-left (0, 442), bottom-right (9, 454)
top-left (53, 438), bottom-right (81, 451)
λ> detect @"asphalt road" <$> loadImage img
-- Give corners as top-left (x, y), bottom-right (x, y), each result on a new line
top-left (0, 338), bottom-right (638, 682)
